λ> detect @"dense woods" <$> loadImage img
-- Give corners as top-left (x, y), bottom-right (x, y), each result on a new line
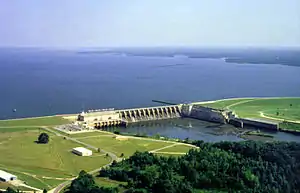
top-left (98, 140), bottom-right (300, 193)
top-left (66, 170), bottom-right (118, 193)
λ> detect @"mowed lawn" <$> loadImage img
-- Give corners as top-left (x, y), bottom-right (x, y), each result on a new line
top-left (0, 182), bottom-right (34, 192)
top-left (79, 135), bottom-right (190, 158)
top-left (0, 169), bottom-right (63, 190)
top-left (0, 116), bottom-right (70, 127)
top-left (0, 129), bottom-right (111, 188)
top-left (228, 98), bottom-right (300, 120)
top-left (71, 131), bottom-right (113, 138)
top-left (199, 97), bottom-right (300, 121)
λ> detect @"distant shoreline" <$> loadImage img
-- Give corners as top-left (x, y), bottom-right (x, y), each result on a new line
top-left (77, 50), bottom-right (300, 67)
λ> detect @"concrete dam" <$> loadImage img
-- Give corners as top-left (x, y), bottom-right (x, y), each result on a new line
top-left (118, 105), bottom-right (181, 122)
top-left (77, 104), bottom-right (182, 129)
top-left (76, 102), bottom-right (278, 131)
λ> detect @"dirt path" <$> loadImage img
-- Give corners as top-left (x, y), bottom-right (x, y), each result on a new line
top-left (226, 99), bottom-right (256, 109)
top-left (149, 143), bottom-right (177, 153)
top-left (153, 152), bottom-right (186, 155)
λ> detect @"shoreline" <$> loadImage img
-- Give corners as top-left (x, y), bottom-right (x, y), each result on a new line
top-left (0, 97), bottom-right (299, 137)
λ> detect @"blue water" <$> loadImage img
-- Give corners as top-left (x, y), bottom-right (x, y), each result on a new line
top-left (1, 48), bottom-right (300, 120)
top-left (1, 48), bottom-right (300, 142)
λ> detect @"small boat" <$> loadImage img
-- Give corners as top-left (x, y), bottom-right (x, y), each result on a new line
top-left (12, 109), bottom-right (17, 112)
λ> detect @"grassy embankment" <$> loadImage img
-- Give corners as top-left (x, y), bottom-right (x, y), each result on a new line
top-left (77, 133), bottom-right (196, 159)
top-left (198, 97), bottom-right (300, 131)
top-left (0, 116), bottom-right (195, 191)
top-left (0, 116), bottom-right (70, 127)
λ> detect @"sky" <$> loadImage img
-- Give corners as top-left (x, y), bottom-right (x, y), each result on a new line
top-left (0, 0), bottom-right (299, 47)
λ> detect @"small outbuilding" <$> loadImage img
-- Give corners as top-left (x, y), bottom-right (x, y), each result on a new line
top-left (72, 147), bottom-right (93, 156)
top-left (0, 170), bottom-right (17, 182)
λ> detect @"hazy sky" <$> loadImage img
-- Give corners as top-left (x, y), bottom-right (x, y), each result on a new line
top-left (0, 0), bottom-right (299, 47)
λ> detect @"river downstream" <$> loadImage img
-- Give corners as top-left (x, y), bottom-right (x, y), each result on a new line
top-left (105, 118), bottom-right (300, 142)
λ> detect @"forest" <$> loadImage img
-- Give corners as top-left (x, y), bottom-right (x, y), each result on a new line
top-left (99, 140), bottom-right (300, 193)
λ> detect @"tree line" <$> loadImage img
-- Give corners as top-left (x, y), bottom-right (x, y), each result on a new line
top-left (98, 140), bottom-right (300, 193)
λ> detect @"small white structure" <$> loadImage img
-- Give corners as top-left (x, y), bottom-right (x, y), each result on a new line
top-left (72, 147), bottom-right (93, 156)
top-left (0, 170), bottom-right (17, 182)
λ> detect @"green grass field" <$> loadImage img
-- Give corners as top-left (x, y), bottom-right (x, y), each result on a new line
top-left (229, 98), bottom-right (300, 119)
top-left (71, 131), bottom-right (113, 138)
top-left (199, 97), bottom-right (300, 121)
top-left (0, 116), bottom-right (70, 127)
top-left (0, 169), bottom-right (52, 190)
top-left (0, 183), bottom-right (35, 192)
top-left (0, 127), bottom-right (38, 133)
top-left (0, 129), bottom-right (111, 189)
top-left (79, 135), bottom-right (193, 158)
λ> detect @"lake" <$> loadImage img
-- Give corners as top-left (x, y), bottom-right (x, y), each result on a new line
top-left (1, 48), bottom-right (300, 142)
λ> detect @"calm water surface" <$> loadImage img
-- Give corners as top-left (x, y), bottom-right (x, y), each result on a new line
top-left (0, 49), bottom-right (299, 142)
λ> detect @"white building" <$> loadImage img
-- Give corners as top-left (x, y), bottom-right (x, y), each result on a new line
top-left (77, 111), bottom-right (120, 123)
top-left (72, 147), bottom-right (93, 156)
top-left (0, 170), bottom-right (17, 182)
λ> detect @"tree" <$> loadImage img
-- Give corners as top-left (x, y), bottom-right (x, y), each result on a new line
top-left (37, 133), bottom-right (49, 144)
top-left (43, 189), bottom-right (47, 193)
top-left (154, 133), bottom-right (160, 139)
top-left (68, 170), bottom-right (95, 193)
top-left (120, 153), bottom-right (124, 157)
top-left (184, 137), bottom-right (189, 143)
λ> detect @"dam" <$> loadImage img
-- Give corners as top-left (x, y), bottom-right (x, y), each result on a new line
top-left (77, 104), bottom-right (182, 129)
top-left (117, 105), bottom-right (181, 122)
top-left (75, 102), bottom-right (279, 131)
